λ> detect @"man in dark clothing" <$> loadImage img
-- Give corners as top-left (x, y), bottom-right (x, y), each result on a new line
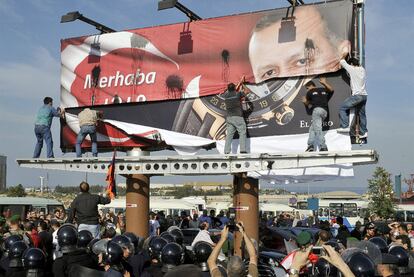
top-left (68, 181), bottom-right (111, 238)
top-left (222, 80), bottom-right (248, 154)
top-left (53, 248), bottom-right (98, 277)
top-left (302, 77), bottom-right (334, 152)
top-left (37, 220), bottom-right (54, 273)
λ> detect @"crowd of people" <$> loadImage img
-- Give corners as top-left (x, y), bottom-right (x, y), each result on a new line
top-left (1, 181), bottom-right (413, 276)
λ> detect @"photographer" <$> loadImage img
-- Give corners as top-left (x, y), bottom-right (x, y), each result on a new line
top-left (207, 222), bottom-right (258, 277)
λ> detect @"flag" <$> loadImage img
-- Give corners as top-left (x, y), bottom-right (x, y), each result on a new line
top-left (106, 151), bottom-right (116, 199)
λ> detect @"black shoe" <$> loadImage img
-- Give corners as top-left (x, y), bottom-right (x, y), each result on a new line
top-left (320, 147), bottom-right (328, 152)
top-left (240, 151), bottom-right (247, 154)
top-left (305, 145), bottom-right (314, 152)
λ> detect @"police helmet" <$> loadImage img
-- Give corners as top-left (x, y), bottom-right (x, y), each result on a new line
top-left (87, 238), bottom-right (99, 254)
top-left (92, 239), bottom-right (109, 256)
top-left (315, 258), bottom-right (338, 277)
top-left (324, 240), bottom-right (341, 252)
top-left (112, 235), bottom-right (134, 255)
top-left (9, 241), bottom-right (28, 259)
top-left (57, 224), bottom-right (78, 253)
top-left (161, 242), bottom-right (184, 266)
top-left (193, 241), bottom-right (213, 264)
top-left (388, 245), bottom-right (409, 267)
top-left (369, 237), bottom-right (388, 253)
top-left (77, 230), bottom-right (93, 249)
top-left (169, 229), bottom-right (184, 245)
top-left (342, 250), bottom-right (375, 277)
top-left (149, 237), bottom-right (168, 260)
top-left (103, 241), bottom-right (124, 265)
top-left (23, 248), bottom-right (46, 269)
top-left (124, 232), bottom-right (139, 252)
top-left (160, 232), bottom-right (175, 243)
top-left (4, 235), bottom-right (23, 253)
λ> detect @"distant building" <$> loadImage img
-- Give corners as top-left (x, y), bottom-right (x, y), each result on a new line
top-left (0, 155), bottom-right (6, 191)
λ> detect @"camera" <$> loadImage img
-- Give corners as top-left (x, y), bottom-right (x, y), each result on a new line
top-left (226, 208), bottom-right (238, 232)
top-left (311, 246), bottom-right (325, 256)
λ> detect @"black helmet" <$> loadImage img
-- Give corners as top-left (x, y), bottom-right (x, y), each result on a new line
top-left (23, 248), bottom-right (46, 269)
top-left (112, 235), bottom-right (134, 255)
top-left (77, 230), bottom-right (93, 249)
top-left (193, 241), bottom-right (213, 264)
top-left (160, 232), bottom-right (175, 243)
top-left (369, 237), bottom-right (388, 253)
top-left (161, 242), bottom-right (184, 266)
top-left (124, 232), bottom-right (139, 252)
top-left (324, 240), bottom-right (341, 252)
top-left (342, 250), bottom-right (375, 277)
top-left (103, 241), bottom-right (124, 265)
top-left (169, 229), bottom-right (184, 245)
top-left (149, 237), bottom-right (168, 260)
top-left (87, 238), bottom-right (99, 254)
top-left (9, 241), bottom-right (28, 259)
top-left (388, 245), bottom-right (409, 267)
top-left (315, 258), bottom-right (338, 277)
top-left (4, 234), bottom-right (23, 253)
top-left (57, 224), bottom-right (78, 253)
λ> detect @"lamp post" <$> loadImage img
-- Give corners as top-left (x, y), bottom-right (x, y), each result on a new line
top-left (60, 11), bottom-right (116, 34)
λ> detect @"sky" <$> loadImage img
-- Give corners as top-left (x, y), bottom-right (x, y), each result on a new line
top-left (0, 0), bottom-right (413, 194)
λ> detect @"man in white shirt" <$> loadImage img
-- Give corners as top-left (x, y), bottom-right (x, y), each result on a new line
top-left (149, 213), bottom-right (160, 236)
top-left (337, 55), bottom-right (368, 138)
top-left (191, 222), bottom-right (215, 248)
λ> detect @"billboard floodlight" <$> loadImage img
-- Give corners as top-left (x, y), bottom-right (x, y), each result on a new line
top-left (60, 11), bottom-right (116, 34)
top-left (158, 0), bottom-right (202, 21)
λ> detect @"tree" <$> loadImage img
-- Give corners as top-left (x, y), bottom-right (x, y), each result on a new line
top-left (367, 167), bottom-right (395, 219)
top-left (6, 184), bottom-right (27, 197)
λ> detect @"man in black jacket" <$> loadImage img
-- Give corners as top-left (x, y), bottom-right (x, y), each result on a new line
top-left (68, 181), bottom-right (111, 238)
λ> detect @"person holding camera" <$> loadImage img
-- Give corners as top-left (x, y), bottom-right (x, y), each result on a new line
top-left (207, 222), bottom-right (258, 277)
top-left (76, 107), bottom-right (103, 157)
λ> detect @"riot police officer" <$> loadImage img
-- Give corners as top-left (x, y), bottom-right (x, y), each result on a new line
top-left (1, 235), bottom-right (23, 274)
top-left (161, 242), bottom-right (184, 274)
top-left (78, 230), bottom-right (94, 250)
top-left (122, 233), bottom-right (151, 277)
top-left (147, 237), bottom-right (168, 277)
top-left (23, 248), bottom-right (46, 277)
top-left (103, 241), bottom-right (126, 277)
top-left (53, 224), bottom-right (97, 276)
top-left (193, 241), bottom-right (213, 277)
top-left (7, 240), bottom-right (28, 277)
top-left (341, 250), bottom-right (375, 277)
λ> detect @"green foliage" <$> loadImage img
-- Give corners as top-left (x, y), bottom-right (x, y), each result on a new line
top-left (6, 184), bottom-right (27, 197)
top-left (367, 167), bottom-right (395, 219)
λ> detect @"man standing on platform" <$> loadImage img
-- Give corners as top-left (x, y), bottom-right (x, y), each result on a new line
top-left (68, 181), bottom-right (111, 238)
top-left (76, 108), bottom-right (102, 157)
top-left (302, 77), bottom-right (334, 152)
top-left (337, 55), bottom-right (368, 138)
top-left (33, 97), bottom-right (63, 158)
top-left (223, 79), bottom-right (248, 154)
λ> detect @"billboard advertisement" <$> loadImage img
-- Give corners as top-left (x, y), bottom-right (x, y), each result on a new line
top-left (61, 0), bottom-right (353, 107)
top-left (60, 0), bottom-right (357, 181)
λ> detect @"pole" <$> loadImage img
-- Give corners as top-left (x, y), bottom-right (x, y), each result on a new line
top-left (125, 148), bottom-right (150, 237)
top-left (39, 176), bottom-right (44, 194)
top-left (233, 174), bottom-right (259, 257)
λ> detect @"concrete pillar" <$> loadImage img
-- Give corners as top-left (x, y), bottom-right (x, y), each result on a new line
top-left (126, 174), bottom-right (150, 237)
top-left (233, 174), bottom-right (259, 257)
top-left (125, 148), bottom-right (150, 238)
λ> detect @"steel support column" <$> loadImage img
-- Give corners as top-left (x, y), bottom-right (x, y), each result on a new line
top-left (126, 174), bottom-right (150, 237)
top-left (233, 174), bottom-right (259, 257)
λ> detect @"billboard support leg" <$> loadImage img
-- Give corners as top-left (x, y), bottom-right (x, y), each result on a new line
top-left (125, 148), bottom-right (150, 237)
top-left (126, 174), bottom-right (150, 237)
top-left (233, 173), bottom-right (259, 257)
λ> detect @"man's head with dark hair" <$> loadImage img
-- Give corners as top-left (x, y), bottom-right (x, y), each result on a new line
top-left (336, 216), bottom-right (344, 225)
top-left (305, 80), bottom-right (316, 90)
top-left (227, 83), bottom-right (236, 92)
top-left (347, 57), bottom-right (360, 66)
top-left (38, 220), bottom-right (48, 231)
top-left (43, 97), bottom-right (53, 105)
top-left (80, 181), bottom-right (90, 193)
top-left (318, 230), bottom-right (330, 243)
top-left (396, 234), bottom-right (411, 250)
top-left (399, 224), bottom-right (408, 235)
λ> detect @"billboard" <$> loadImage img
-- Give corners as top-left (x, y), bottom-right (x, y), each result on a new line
top-left (61, 0), bottom-right (353, 107)
top-left (60, 0), bottom-right (357, 181)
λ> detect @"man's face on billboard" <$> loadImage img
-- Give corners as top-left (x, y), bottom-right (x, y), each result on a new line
top-left (249, 6), bottom-right (350, 83)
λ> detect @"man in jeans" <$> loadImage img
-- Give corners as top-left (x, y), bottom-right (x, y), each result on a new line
top-left (337, 55), bottom-right (368, 138)
top-left (76, 108), bottom-right (102, 157)
top-left (68, 181), bottom-right (111, 238)
top-left (223, 81), bottom-right (247, 154)
top-left (302, 77), bottom-right (334, 152)
top-left (33, 97), bottom-right (63, 158)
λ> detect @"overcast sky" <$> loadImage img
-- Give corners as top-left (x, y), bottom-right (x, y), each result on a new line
top-left (0, 0), bottom-right (413, 193)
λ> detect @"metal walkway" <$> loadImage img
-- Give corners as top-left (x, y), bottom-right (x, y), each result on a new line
top-left (16, 150), bottom-right (378, 176)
